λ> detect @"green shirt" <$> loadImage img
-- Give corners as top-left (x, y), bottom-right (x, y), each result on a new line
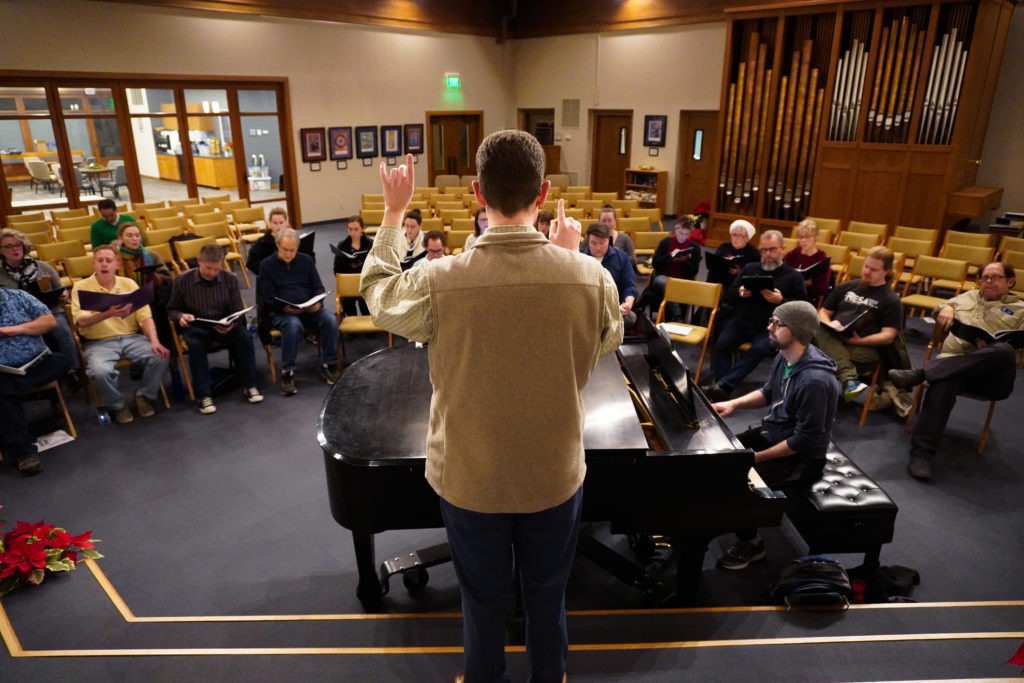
top-left (90, 214), bottom-right (137, 249)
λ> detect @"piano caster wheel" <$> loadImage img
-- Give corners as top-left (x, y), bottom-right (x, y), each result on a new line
top-left (402, 567), bottom-right (429, 593)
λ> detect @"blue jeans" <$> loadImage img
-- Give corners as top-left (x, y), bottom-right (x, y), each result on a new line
top-left (712, 316), bottom-right (776, 391)
top-left (271, 307), bottom-right (339, 373)
top-left (182, 323), bottom-right (259, 398)
top-left (82, 334), bottom-right (168, 410)
top-left (440, 488), bottom-right (583, 683)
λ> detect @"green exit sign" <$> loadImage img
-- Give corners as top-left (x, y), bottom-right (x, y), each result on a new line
top-left (445, 73), bottom-right (461, 89)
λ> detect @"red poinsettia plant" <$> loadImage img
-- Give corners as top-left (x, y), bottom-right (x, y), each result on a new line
top-left (692, 201), bottom-right (712, 222)
top-left (0, 511), bottom-right (102, 597)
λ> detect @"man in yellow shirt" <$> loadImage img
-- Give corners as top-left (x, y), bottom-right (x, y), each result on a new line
top-left (71, 245), bottom-right (170, 424)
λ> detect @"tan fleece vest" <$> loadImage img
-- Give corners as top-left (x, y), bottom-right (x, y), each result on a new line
top-left (424, 229), bottom-right (611, 513)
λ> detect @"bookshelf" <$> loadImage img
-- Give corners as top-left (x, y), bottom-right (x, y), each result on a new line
top-left (624, 168), bottom-right (667, 213)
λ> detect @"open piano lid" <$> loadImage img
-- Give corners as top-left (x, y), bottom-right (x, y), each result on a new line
top-left (644, 317), bottom-right (700, 429)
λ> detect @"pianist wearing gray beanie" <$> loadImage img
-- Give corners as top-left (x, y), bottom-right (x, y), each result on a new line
top-left (771, 300), bottom-right (819, 345)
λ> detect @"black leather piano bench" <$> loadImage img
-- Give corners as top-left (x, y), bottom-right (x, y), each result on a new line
top-left (785, 444), bottom-right (898, 569)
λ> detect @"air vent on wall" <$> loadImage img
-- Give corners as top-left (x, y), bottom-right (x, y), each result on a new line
top-left (562, 99), bottom-right (580, 128)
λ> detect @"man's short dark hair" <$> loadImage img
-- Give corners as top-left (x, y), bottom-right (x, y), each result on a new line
top-left (990, 261), bottom-right (1015, 281)
top-left (536, 210), bottom-right (553, 225)
top-left (404, 209), bottom-right (422, 225)
top-left (475, 130), bottom-right (545, 216)
top-left (97, 198), bottom-right (117, 211)
top-left (586, 222), bottom-right (611, 241)
top-left (198, 243), bottom-right (225, 262)
top-left (423, 230), bottom-right (446, 247)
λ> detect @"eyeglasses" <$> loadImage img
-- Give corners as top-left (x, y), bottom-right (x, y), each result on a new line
top-left (0, 243), bottom-right (23, 250)
top-left (768, 317), bottom-right (787, 328)
top-left (980, 274), bottom-right (1006, 282)
top-left (759, 246), bottom-right (780, 253)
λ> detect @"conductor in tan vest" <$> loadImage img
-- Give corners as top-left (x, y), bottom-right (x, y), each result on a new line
top-left (361, 130), bottom-right (622, 683)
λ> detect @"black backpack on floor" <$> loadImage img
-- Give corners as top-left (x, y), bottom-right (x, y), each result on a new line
top-left (770, 555), bottom-right (852, 609)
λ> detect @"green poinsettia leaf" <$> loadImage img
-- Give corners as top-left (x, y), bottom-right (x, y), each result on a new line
top-left (47, 559), bottom-right (77, 573)
top-left (45, 548), bottom-right (63, 561)
top-left (26, 568), bottom-right (45, 586)
top-left (81, 549), bottom-right (103, 560)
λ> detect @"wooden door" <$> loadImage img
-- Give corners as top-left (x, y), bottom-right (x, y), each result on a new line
top-left (590, 110), bottom-right (632, 194)
top-left (427, 112), bottom-right (482, 185)
top-left (675, 110), bottom-right (719, 218)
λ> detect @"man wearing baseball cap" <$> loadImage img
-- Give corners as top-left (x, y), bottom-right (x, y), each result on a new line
top-left (710, 300), bottom-right (840, 570)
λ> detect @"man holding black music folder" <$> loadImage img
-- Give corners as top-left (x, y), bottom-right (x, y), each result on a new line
top-left (168, 243), bottom-right (263, 415)
top-left (0, 287), bottom-right (70, 475)
top-left (889, 262), bottom-right (1024, 481)
top-left (814, 245), bottom-right (906, 402)
top-left (702, 229), bottom-right (806, 401)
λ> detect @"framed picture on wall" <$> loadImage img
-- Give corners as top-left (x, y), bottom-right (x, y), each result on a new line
top-left (328, 126), bottom-right (352, 160)
top-left (355, 126), bottom-right (378, 159)
top-left (300, 127), bottom-right (326, 162)
top-left (381, 125), bottom-right (403, 157)
top-left (404, 123), bottom-right (424, 154)
top-left (643, 115), bottom-right (667, 147)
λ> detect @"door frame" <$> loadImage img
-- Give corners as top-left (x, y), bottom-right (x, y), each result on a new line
top-left (425, 110), bottom-right (483, 187)
top-left (589, 109), bottom-right (632, 194)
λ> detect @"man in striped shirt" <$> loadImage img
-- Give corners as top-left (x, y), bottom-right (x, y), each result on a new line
top-left (167, 244), bottom-right (263, 414)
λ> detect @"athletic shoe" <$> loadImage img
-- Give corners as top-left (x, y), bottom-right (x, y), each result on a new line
top-left (908, 457), bottom-right (933, 482)
top-left (114, 405), bottom-right (134, 424)
top-left (18, 455), bottom-right (43, 476)
top-left (244, 387), bottom-right (264, 404)
top-left (197, 396), bottom-right (217, 415)
top-left (843, 379), bottom-right (868, 402)
top-left (892, 391), bottom-right (914, 418)
top-left (135, 394), bottom-right (156, 418)
top-left (717, 537), bottom-right (766, 570)
top-left (888, 368), bottom-right (925, 391)
top-left (699, 382), bottom-right (730, 402)
top-left (280, 372), bottom-right (297, 396)
top-left (320, 365), bottom-right (340, 385)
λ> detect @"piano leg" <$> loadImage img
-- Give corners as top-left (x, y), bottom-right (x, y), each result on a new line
top-left (671, 535), bottom-right (711, 606)
top-left (352, 531), bottom-right (384, 610)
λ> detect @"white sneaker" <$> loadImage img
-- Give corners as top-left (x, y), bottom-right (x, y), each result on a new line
top-left (244, 387), bottom-right (264, 404)
top-left (197, 396), bottom-right (217, 414)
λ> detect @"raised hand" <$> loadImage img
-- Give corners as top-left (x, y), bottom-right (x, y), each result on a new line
top-left (548, 198), bottom-right (581, 251)
top-left (379, 153), bottom-right (416, 227)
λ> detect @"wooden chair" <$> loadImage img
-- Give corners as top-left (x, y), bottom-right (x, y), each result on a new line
top-left (783, 237), bottom-right (798, 254)
top-left (943, 231), bottom-right (994, 249)
top-left (451, 217), bottom-right (476, 232)
top-left (904, 320), bottom-right (1000, 453)
top-left (789, 225), bottom-right (836, 245)
top-left (168, 197), bottom-right (201, 208)
top-left (845, 220), bottom-right (888, 240)
top-left (146, 206), bottom-right (181, 221)
top-left (335, 273), bottom-right (393, 358)
top-left (55, 214), bottom-right (94, 230)
top-left (37, 240), bottom-right (87, 273)
top-left (900, 255), bottom-right (968, 318)
top-left (165, 317), bottom-right (234, 402)
top-left (360, 208), bottom-right (385, 227)
top-left (25, 229), bottom-right (56, 249)
top-left (654, 278), bottom-right (722, 383)
top-left (143, 227), bottom-right (185, 247)
top-left (51, 208), bottom-right (89, 224)
top-left (11, 218), bottom-right (53, 237)
top-left (545, 174), bottom-right (570, 191)
top-left (576, 199), bottom-right (604, 219)
top-left (150, 215), bottom-right (189, 232)
top-left (591, 191), bottom-right (617, 203)
top-left (627, 207), bottom-right (663, 231)
top-left (90, 203), bottom-right (128, 216)
top-left (62, 255), bottom-right (96, 283)
top-left (147, 243), bottom-right (176, 272)
top-left (438, 207), bottom-right (470, 226)
top-left (560, 192), bottom-right (586, 207)
top-left (617, 216), bottom-right (652, 237)
top-left (887, 236), bottom-right (935, 287)
top-left (836, 230), bottom-right (883, 253)
top-left (217, 199), bottom-right (249, 217)
top-left (816, 242), bottom-right (851, 281)
top-left (170, 235), bottom-right (218, 273)
top-left (17, 379), bottom-right (77, 438)
top-left (132, 200), bottom-right (167, 215)
top-left (564, 208), bottom-right (586, 222)
top-left (231, 206), bottom-right (266, 243)
top-left (362, 193), bottom-right (384, 207)
top-left (420, 217), bottom-right (443, 232)
top-left (447, 230), bottom-right (472, 254)
top-left (407, 200), bottom-right (430, 214)
top-left (434, 175), bottom-right (461, 193)
top-left (566, 185), bottom-right (591, 198)
top-left (184, 203), bottom-right (219, 219)
top-left (190, 211), bottom-right (224, 227)
top-left (894, 226), bottom-right (939, 253)
top-left (7, 211), bottom-right (47, 224)
top-left (609, 198), bottom-right (639, 212)
top-left (632, 231), bottom-right (666, 277)
top-left (201, 193), bottom-right (231, 205)
top-left (938, 243), bottom-right (995, 288)
top-left (361, 201), bottom-right (385, 211)
top-left (996, 235), bottom-right (1024, 260)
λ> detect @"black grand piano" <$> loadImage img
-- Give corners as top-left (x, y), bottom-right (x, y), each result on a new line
top-left (319, 329), bottom-right (786, 610)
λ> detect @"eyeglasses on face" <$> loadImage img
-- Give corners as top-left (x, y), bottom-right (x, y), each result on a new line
top-left (980, 274), bottom-right (1006, 282)
top-left (768, 317), bottom-right (787, 328)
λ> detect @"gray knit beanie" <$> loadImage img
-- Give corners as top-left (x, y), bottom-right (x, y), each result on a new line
top-left (772, 300), bottom-right (818, 345)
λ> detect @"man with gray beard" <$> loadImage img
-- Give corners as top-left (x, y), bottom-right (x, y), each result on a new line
top-left (702, 229), bottom-right (807, 401)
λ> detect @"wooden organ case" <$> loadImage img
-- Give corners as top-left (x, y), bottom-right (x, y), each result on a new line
top-left (707, 0), bottom-right (1014, 245)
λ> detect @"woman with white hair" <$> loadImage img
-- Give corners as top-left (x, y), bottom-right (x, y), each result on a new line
top-left (707, 219), bottom-right (759, 285)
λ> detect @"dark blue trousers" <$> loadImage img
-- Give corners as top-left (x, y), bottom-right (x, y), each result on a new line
top-left (440, 487), bottom-right (584, 683)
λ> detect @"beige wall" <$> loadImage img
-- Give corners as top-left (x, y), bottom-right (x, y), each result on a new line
top-left (514, 25), bottom-right (727, 213)
top-left (2, 0), bottom-right (1019, 222)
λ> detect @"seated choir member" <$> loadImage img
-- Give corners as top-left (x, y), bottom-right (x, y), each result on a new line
top-left (463, 207), bottom-right (488, 250)
top-left (706, 219), bottom-right (759, 286)
top-left (167, 243), bottom-right (263, 414)
top-left (712, 300), bottom-right (839, 569)
top-left (582, 222), bottom-right (637, 328)
top-left (414, 231), bottom-right (448, 267)
top-left (71, 245), bottom-right (171, 424)
top-left (535, 209), bottom-right (553, 238)
top-left (889, 262), bottom-right (1024, 481)
top-left (401, 209), bottom-right (426, 269)
top-left (0, 287), bottom-right (72, 476)
top-left (636, 215), bottom-right (703, 321)
top-left (333, 215), bottom-right (374, 317)
top-left (783, 218), bottom-right (831, 304)
top-left (597, 205), bottom-right (636, 264)
top-left (90, 197), bottom-right (137, 249)
top-left (257, 228), bottom-right (339, 396)
top-left (701, 229), bottom-right (806, 401)
top-left (813, 245), bottom-right (907, 403)
top-left (246, 206), bottom-right (290, 275)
